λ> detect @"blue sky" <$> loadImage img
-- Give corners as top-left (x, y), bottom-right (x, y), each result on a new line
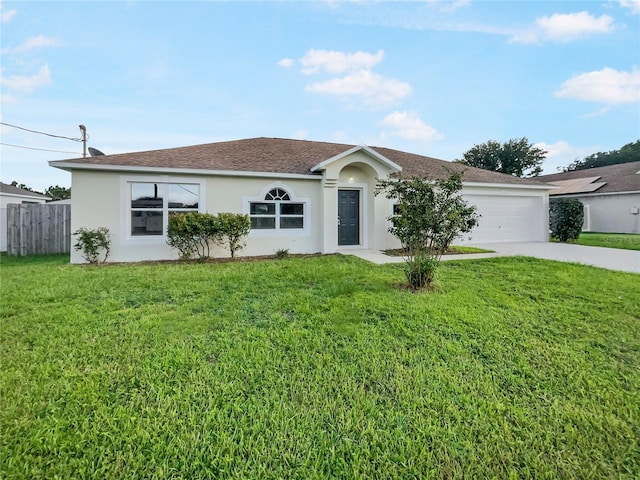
top-left (1, 0), bottom-right (639, 191)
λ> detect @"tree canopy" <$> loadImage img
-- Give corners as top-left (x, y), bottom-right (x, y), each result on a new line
top-left (9, 181), bottom-right (70, 201)
top-left (455, 137), bottom-right (546, 177)
top-left (562, 140), bottom-right (640, 171)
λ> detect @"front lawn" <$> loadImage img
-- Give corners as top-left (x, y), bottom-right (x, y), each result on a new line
top-left (577, 232), bottom-right (640, 250)
top-left (1, 255), bottom-right (638, 478)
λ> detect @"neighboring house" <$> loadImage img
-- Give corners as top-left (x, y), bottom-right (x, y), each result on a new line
top-left (538, 161), bottom-right (640, 234)
top-left (0, 182), bottom-right (51, 252)
top-left (50, 137), bottom-right (552, 263)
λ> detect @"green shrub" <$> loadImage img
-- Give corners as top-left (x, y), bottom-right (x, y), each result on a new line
top-left (550, 198), bottom-right (584, 242)
top-left (167, 212), bottom-right (251, 260)
top-left (275, 248), bottom-right (290, 259)
top-left (73, 227), bottom-right (111, 264)
top-left (167, 212), bottom-right (219, 260)
top-left (214, 213), bottom-right (251, 258)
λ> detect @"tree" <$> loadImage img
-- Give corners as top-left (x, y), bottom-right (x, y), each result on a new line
top-left (376, 171), bottom-right (479, 290)
top-left (44, 185), bottom-right (71, 201)
top-left (562, 140), bottom-right (640, 171)
top-left (10, 181), bottom-right (71, 200)
top-left (10, 181), bottom-right (40, 194)
top-left (455, 137), bottom-right (546, 177)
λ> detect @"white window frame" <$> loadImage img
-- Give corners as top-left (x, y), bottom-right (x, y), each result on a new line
top-left (120, 175), bottom-right (206, 244)
top-left (244, 183), bottom-right (310, 237)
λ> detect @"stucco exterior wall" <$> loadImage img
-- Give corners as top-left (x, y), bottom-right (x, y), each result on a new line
top-left (572, 192), bottom-right (640, 234)
top-left (67, 154), bottom-right (550, 263)
top-left (69, 170), bottom-right (324, 263)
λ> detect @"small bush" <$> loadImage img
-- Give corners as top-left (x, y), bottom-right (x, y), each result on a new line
top-left (214, 213), bottom-right (251, 258)
top-left (167, 212), bottom-right (251, 260)
top-left (550, 198), bottom-right (584, 242)
top-left (167, 212), bottom-right (219, 260)
top-left (275, 248), bottom-right (290, 259)
top-left (73, 227), bottom-right (111, 264)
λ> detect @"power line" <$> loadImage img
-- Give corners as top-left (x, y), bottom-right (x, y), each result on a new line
top-left (0, 121), bottom-right (84, 142)
top-left (0, 142), bottom-right (83, 155)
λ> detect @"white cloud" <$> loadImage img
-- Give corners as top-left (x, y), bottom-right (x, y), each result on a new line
top-left (305, 69), bottom-right (412, 109)
top-left (293, 129), bottom-right (307, 139)
top-left (425, 0), bottom-right (470, 14)
top-left (2, 8), bottom-right (16, 22)
top-left (379, 111), bottom-right (443, 143)
top-left (1, 64), bottom-right (52, 93)
top-left (555, 67), bottom-right (640, 104)
top-left (510, 11), bottom-right (615, 44)
top-left (1, 94), bottom-right (18, 104)
top-left (278, 58), bottom-right (294, 68)
top-left (536, 140), bottom-right (598, 174)
top-left (618, 0), bottom-right (640, 14)
top-left (300, 48), bottom-right (384, 74)
top-left (10, 35), bottom-right (62, 54)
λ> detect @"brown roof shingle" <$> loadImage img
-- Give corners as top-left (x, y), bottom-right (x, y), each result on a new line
top-left (538, 161), bottom-right (640, 195)
top-left (51, 137), bottom-right (550, 186)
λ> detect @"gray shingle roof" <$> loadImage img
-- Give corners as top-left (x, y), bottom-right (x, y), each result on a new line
top-left (0, 182), bottom-right (50, 199)
top-left (537, 161), bottom-right (640, 195)
top-left (50, 137), bottom-right (550, 186)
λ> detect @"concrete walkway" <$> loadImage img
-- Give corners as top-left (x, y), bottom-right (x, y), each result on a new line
top-left (339, 242), bottom-right (640, 274)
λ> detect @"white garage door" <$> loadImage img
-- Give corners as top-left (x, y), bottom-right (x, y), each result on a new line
top-left (463, 195), bottom-right (543, 243)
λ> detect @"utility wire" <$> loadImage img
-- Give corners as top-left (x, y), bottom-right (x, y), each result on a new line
top-left (0, 121), bottom-right (83, 142)
top-left (0, 142), bottom-right (83, 155)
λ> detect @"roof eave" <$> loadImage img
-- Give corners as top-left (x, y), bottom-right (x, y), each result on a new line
top-left (49, 161), bottom-right (323, 180)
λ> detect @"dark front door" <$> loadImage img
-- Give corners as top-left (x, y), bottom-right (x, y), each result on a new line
top-left (338, 190), bottom-right (359, 246)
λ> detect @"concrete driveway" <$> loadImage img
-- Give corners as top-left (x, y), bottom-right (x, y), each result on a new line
top-left (341, 242), bottom-right (640, 273)
top-left (476, 242), bottom-right (639, 274)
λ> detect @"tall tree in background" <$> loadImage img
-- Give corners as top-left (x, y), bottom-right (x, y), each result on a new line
top-left (562, 140), bottom-right (640, 171)
top-left (44, 185), bottom-right (71, 201)
top-left (455, 137), bottom-right (546, 177)
top-left (9, 181), bottom-right (71, 200)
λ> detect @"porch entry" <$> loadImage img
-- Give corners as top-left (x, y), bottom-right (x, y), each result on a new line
top-left (338, 189), bottom-right (359, 246)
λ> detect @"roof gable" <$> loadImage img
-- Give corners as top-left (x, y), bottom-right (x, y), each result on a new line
top-left (309, 144), bottom-right (402, 174)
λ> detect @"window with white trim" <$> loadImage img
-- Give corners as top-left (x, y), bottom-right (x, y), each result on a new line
top-left (130, 182), bottom-right (200, 236)
top-left (249, 188), bottom-right (304, 230)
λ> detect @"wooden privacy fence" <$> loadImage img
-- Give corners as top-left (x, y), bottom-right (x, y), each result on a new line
top-left (6, 204), bottom-right (71, 256)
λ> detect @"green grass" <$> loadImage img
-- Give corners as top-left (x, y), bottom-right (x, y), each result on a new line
top-left (577, 232), bottom-right (640, 250)
top-left (1, 254), bottom-right (639, 479)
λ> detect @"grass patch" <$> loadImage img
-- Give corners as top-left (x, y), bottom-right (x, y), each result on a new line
top-left (384, 245), bottom-right (494, 256)
top-left (577, 232), bottom-right (640, 251)
top-left (1, 255), bottom-right (639, 478)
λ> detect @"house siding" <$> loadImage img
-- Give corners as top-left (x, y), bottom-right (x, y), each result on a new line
top-left (70, 170), bottom-right (324, 263)
top-left (559, 192), bottom-right (640, 234)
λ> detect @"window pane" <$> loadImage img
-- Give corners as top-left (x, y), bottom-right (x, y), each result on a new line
top-left (169, 184), bottom-right (199, 209)
top-left (280, 217), bottom-right (303, 229)
top-left (131, 183), bottom-right (162, 208)
top-left (265, 188), bottom-right (290, 201)
top-left (250, 202), bottom-right (276, 215)
top-left (131, 211), bottom-right (163, 235)
top-left (280, 203), bottom-right (304, 215)
top-left (251, 217), bottom-right (276, 229)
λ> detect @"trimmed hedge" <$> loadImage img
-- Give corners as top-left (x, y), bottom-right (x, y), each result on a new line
top-left (550, 198), bottom-right (584, 242)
